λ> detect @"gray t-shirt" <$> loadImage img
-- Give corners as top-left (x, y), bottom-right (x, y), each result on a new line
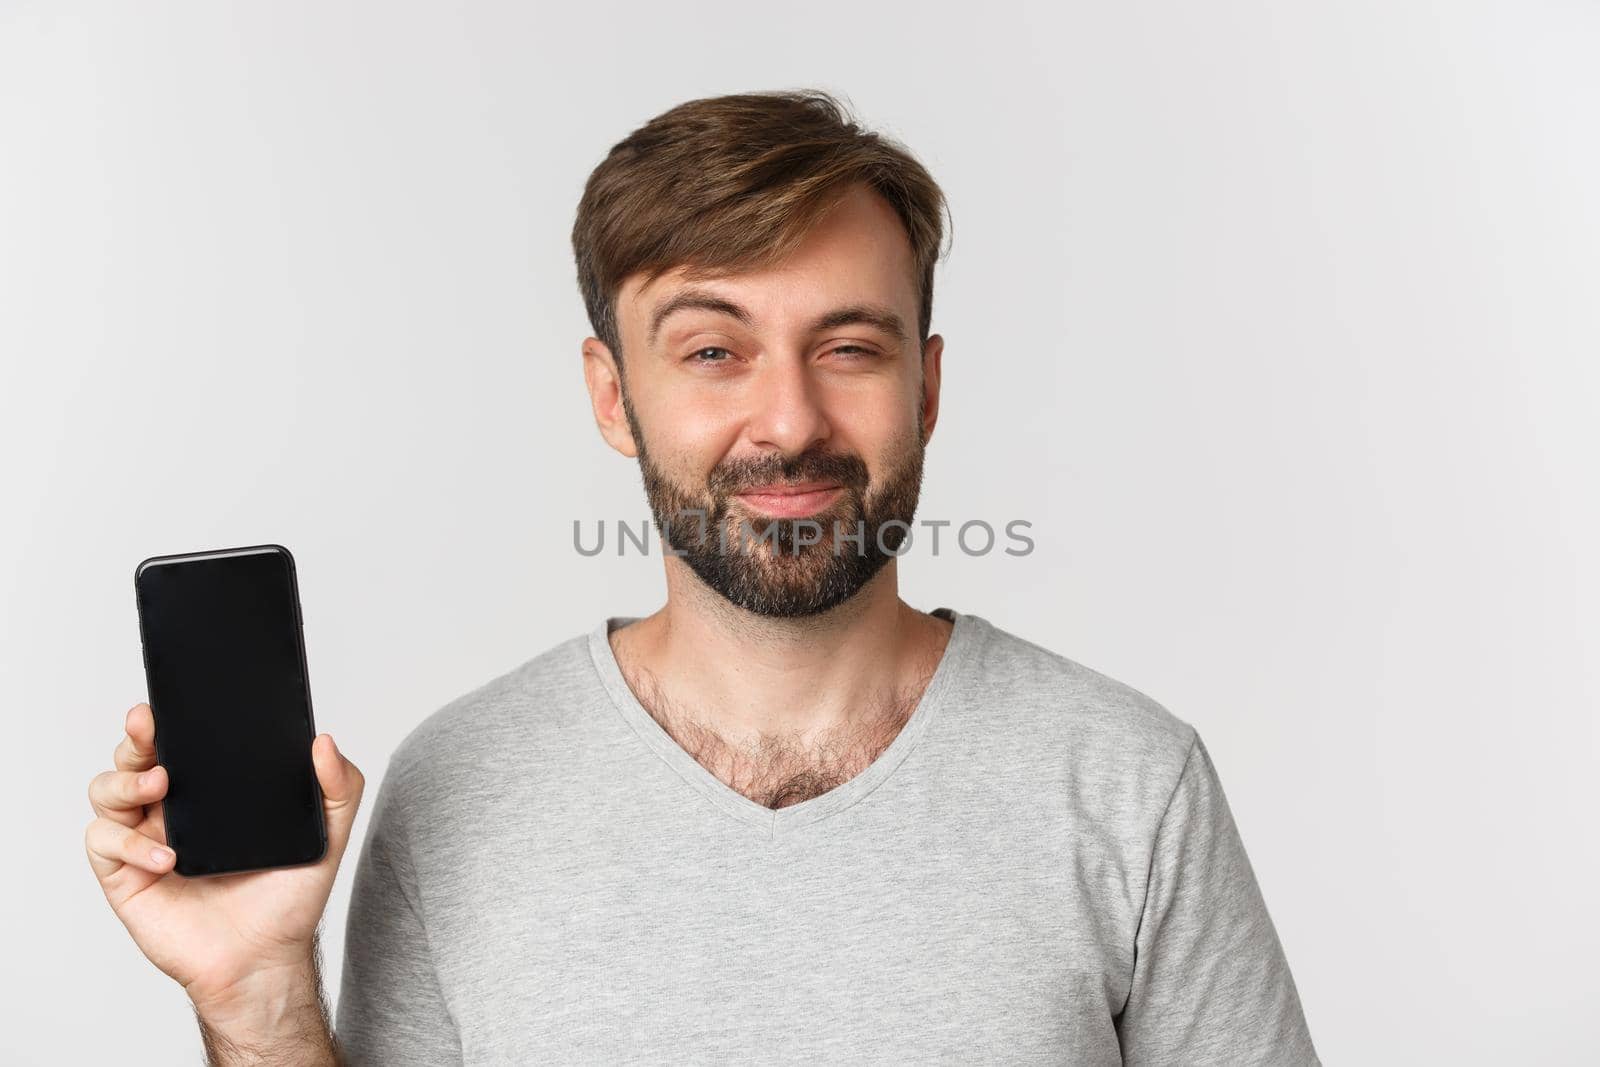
top-left (335, 607), bottom-right (1319, 1064)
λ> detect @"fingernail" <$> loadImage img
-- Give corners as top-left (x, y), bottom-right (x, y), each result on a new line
top-left (151, 846), bottom-right (174, 865)
top-left (139, 769), bottom-right (158, 787)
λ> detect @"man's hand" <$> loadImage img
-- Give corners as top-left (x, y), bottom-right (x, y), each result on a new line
top-left (85, 702), bottom-right (365, 1060)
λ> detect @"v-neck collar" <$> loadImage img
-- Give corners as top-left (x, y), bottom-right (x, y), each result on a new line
top-left (587, 606), bottom-right (985, 840)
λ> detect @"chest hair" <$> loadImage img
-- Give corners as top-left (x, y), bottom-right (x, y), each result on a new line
top-left (622, 663), bottom-right (932, 810)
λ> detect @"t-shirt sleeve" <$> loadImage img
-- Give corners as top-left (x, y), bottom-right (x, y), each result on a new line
top-left (1115, 731), bottom-right (1320, 1065)
top-left (334, 755), bottom-right (463, 1065)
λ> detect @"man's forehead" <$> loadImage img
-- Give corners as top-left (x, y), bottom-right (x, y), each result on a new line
top-left (622, 263), bottom-right (740, 307)
top-left (621, 258), bottom-right (916, 342)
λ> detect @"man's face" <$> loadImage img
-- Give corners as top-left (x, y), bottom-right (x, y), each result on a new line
top-left (585, 183), bottom-right (944, 618)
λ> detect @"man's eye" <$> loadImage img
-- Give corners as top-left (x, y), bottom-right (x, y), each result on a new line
top-left (685, 345), bottom-right (877, 364)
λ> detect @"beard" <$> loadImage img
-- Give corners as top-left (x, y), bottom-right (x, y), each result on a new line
top-left (623, 392), bottom-right (926, 619)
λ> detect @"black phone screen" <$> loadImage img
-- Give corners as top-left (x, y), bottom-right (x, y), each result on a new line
top-left (134, 544), bottom-right (326, 877)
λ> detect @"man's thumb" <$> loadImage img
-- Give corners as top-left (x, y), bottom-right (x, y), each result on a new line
top-left (311, 733), bottom-right (365, 853)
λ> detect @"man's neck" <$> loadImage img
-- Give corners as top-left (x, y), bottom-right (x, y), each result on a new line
top-left (609, 561), bottom-right (952, 752)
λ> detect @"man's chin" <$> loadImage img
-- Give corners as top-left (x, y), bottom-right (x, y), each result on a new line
top-left (666, 539), bottom-right (872, 617)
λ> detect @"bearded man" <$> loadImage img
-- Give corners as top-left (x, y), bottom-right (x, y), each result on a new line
top-left (86, 89), bottom-right (1319, 1065)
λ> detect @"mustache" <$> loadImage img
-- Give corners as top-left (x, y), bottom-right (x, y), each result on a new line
top-left (707, 451), bottom-right (870, 496)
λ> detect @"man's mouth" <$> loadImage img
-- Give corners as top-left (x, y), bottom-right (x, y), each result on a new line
top-left (733, 481), bottom-right (843, 518)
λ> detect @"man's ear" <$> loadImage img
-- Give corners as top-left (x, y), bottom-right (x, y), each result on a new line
top-left (919, 333), bottom-right (944, 445)
top-left (581, 339), bottom-right (639, 458)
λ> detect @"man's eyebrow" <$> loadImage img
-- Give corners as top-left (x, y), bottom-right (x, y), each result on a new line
top-left (647, 289), bottom-right (910, 348)
top-left (809, 304), bottom-right (909, 344)
top-left (648, 289), bottom-right (754, 348)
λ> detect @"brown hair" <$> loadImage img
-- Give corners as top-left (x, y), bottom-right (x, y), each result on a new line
top-left (571, 89), bottom-right (952, 376)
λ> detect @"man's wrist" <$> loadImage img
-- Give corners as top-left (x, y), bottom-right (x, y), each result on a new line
top-left (189, 948), bottom-right (338, 1065)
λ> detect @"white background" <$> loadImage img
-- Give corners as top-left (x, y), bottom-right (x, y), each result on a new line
top-left (3, 1), bottom-right (1596, 1062)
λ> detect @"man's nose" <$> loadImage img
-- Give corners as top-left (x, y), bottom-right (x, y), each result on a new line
top-left (744, 355), bottom-right (831, 456)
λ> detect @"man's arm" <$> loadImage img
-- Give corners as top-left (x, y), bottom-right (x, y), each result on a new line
top-left (1115, 731), bottom-right (1320, 1065)
top-left (193, 939), bottom-right (339, 1065)
top-left (334, 753), bottom-right (462, 1065)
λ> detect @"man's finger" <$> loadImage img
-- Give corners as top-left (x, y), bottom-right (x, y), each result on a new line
top-left (113, 703), bottom-right (159, 773)
top-left (84, 816), bottom-right (176, 881)
top-left (88, 765), bottom-right (167, 827)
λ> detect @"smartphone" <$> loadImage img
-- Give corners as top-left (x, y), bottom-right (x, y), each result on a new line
top-left (133, 543), bottom-right (327, 877)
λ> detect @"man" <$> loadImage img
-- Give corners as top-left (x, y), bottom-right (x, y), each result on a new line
top-left (85, 89), bottom-right (1319, 1064)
